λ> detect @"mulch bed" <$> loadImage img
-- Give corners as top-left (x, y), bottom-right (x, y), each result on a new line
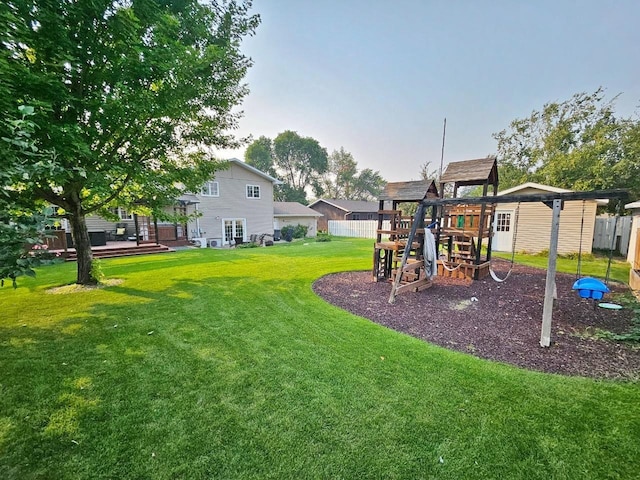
top-left (313, 260), bottom-right (640, 380)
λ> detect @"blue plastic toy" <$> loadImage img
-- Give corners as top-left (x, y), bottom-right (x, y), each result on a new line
top-left (572, 277), bottom-right (610, 300)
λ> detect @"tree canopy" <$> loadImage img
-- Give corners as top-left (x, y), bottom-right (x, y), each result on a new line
top-left (245, 130), bottom-right (328, 202)
top-left (493, 88), bottom-right (640, 204)
top-left (0, 0), bottom-right (259, 284)
top-left (318, 147), bottom-right (386, 201)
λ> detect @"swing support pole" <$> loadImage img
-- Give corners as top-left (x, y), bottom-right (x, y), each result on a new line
top-left (540, 198), bottom-right (562, 347)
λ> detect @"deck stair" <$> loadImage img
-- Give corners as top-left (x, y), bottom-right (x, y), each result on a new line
top-left (65, 243), bottom-right (173, 261)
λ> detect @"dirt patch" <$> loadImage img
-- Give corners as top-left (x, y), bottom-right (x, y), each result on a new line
top-left (313, 260), bottom-right (640, 380)
top-left (47, 278), bottom-right (124, 294)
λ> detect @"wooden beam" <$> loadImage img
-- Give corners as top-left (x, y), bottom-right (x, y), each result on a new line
top-left (419, 189), bottom-right (628, 207)
top-left (540, 198), bottom-right (562, 347)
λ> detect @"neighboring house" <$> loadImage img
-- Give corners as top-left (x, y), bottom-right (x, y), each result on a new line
top-left (493, 182), bottom-right (606, 255)
top-left (273, 202), bottom-right (323, 238)
top-left (82, 159), bottom-right (281, 247)
top-left (625, 200), bottom-right (640, 290)
top-left (308, 199), bottom-right (379, 232)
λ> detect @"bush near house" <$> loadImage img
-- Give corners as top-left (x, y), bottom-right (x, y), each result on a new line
top-left (281, 224), bottom-right (308, 242)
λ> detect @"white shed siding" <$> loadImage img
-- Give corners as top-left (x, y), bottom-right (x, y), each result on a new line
top-left (500, 199), bottom-right (597, 255)
top-left (188, 162), bottom-right (275, 243)
top-left (627, 214), bottom-right (640, 265)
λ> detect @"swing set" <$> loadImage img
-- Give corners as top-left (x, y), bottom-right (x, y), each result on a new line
top-left (571, 200), bottom-right (623, 308)
top-left (388, 188), bottom-right (629, 347)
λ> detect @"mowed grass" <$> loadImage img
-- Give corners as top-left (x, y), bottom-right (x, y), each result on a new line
top-left (1, 238), bottom-right (639, 479)
top-left (493, 250), bottom-right (630, 284)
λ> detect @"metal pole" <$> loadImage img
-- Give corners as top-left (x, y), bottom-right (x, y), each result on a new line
top-left (439, 118), bottom-right (446, 182)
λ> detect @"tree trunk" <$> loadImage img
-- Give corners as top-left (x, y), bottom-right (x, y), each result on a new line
top-left (68, 210), bottom-right (97, 285)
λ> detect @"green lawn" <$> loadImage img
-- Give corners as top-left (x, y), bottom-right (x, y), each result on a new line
top-left (1, 238), bottom-right (638, 479)
top-left (493, 250), bottom-right (630, 284)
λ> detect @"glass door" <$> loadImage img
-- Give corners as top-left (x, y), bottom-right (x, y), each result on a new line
top-left (223, 219), bottom-right (246, 245)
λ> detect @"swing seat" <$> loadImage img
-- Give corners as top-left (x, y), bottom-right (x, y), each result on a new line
top-left (572, 277), bottom-right (609, 300)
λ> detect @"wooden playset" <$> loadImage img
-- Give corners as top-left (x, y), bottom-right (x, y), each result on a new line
top-left (372, 156), bottom-right (499, 290)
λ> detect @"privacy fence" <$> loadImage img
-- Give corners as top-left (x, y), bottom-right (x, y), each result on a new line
top-left (592, 216), bottom-right (632, 255)
top-left (328, 220), bottom-right (389, 239)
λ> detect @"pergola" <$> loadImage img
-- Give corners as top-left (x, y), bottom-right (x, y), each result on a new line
top-left (389, 188), bottom-right (629, 347)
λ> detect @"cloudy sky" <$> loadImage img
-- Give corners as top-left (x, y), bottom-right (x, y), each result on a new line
top-left (216, 0), bottom-right (640, 182)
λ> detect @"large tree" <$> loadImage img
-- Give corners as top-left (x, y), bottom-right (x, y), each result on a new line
top-left (318, 147), bottom-right (385, 201)
top-left (0, 0), bottom-right (259, 284)
top-left (493, 88), bottom-right (640, 203)
top-left (244, 135), bottom-right (276, 177)
top-left (273, 130), bottom-right (328, 201)
top-left (245, 130), bottom-right (328, 202)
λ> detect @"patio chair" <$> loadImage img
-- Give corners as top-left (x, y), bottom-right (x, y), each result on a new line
top-left (114, 223), bottom-right (127, 241)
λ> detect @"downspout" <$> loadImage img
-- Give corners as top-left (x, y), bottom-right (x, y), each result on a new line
top-left (195, 203), bottom-right (200, 238)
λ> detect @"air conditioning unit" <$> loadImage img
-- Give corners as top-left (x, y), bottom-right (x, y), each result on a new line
top-left (209, 238), bottom-right (222, 248)
top-left (192, 237), bottom-right (207, 248)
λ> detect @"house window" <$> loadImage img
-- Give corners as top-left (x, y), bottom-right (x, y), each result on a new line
top-left (352, 213), bottom-right (360, 220)
top-left (201, 181), bottom-right (219, 197)
top-left (496, 213), bottom-right (511, 232)
top-left (367, 213), bottom-right (374, 220)
top-left (109, 207), bottom-right (133, 220)
top-left (246, 184), bottom-right (260, 199)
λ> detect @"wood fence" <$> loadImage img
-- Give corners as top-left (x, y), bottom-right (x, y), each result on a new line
top-left (592, 216), bottom-right (632, 255)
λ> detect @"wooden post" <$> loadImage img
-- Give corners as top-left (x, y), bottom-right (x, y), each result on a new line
top-left (540, 198), bottom-right (562, 347)
top-left (133, 213), bottom-right (140, 246)
top-left (389, 203), bottom-right (425, 304)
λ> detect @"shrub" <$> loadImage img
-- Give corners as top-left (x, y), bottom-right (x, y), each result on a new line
top-left (293, 224), bottom-right (308, 238)
top-left (281, 224), bottom-right (308, 242)
top-left (316, 232), bottom-right (332, 242)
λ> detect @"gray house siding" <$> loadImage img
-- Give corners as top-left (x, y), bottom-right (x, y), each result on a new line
top-left (189, 162), bottom-right (276, 245)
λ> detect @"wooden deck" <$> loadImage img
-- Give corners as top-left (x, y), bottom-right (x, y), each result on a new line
top-left (52, 241), bottom-right (175, 261)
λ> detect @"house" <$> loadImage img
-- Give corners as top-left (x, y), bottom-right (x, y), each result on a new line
top-left (308, 199), bottom-right (380, 232)
top-left (274, 202), bottom-right (323, 238)
top-left (625, 200), bottom-right (640, 290)
top-left (82, 159), bottom-right (281, 247)
top-left (493, 182), bottom-right (606, 255)
top-left (186, 159), bottom-right (281, 246)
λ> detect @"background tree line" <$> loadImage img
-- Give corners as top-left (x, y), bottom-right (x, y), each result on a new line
top-left (493, 88), bottom-right (640, 208)
top-left (245, 131), bottom-right (386, 203)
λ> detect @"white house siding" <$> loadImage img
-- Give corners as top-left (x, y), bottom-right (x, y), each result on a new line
top-left (498, 199), bottom-right (597, 255)
top-left (189, 162), bottom-right (275, 244)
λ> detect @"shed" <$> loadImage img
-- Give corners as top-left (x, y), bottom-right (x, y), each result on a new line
top-left (625, 200), bottom-right (640, 290)
top-left (274, 202), bottom-right (322, 238)
top-left (493, 182), bottom-right (606, 255)
top-left (308, 199), bottom-right (379, 231)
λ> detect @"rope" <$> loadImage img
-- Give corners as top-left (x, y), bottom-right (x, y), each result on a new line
top-left (604, 201), bottom-right (622, 285)
top-left (576, 200), bottom-right (586, 280)
top-left (489, 203), bottom-right (520, 283)
top-left (439, 255), bottom-right (462, 272)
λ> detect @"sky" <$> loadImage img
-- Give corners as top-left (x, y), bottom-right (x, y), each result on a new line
top-left (216, 0), bottom-right (640, 183)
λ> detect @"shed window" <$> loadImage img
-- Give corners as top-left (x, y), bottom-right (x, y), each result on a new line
top-left (496, 213), bottom-right (511, 232)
